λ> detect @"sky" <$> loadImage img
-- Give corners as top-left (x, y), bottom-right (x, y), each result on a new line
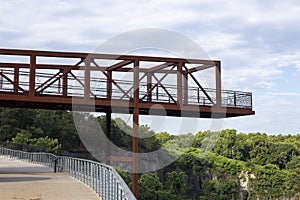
top-left (0, 0), bottom-right (300, 135)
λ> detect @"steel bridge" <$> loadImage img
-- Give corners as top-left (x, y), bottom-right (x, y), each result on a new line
top-left (0, 48), bottom-right (254, 198)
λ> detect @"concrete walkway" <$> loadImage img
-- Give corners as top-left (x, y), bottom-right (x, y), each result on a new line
top-left (0, 156), bottom-right (101, 200)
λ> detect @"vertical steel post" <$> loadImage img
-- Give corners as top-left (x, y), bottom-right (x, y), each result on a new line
top-left (234, 91), bottom-right (237, 107)
top-left (107, 70), bottom-right (112, 100)
top-left (62, 69), bottom-right (68, 96)
top-left (215, 61), bottom-right (221, 108)
top-left (183, 72), bottom-right (188, 104)
top-left (84, 56), bottom-right (91, 101)
top-left (105, 111), bottom-right (111, 165)
top-left (132, 59), bottom-right (139, 198)
top-left (177, 62), bottom-right (183, 105)
top-left (14, 67), bottom-right (19, 93)
top-left (106, 70), bottom-right (112, 165)
top-left (29, 54), bottom-right (36, 97)
top-left (58, 76), bottom-right (61, 94)
top-left (147, 73), bottom-right (152, 102)
top-left (0, 69), bottom-right (2, 90)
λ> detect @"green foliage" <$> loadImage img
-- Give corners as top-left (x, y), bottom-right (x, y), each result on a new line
top-left (138, 173), bottom-right (171, 200)
top-left (163, 133), bottom-right (194, 155)
top-left (12, 130), bottom-right (32, 144)
top-left (155, 131), bottom-right (174, 146)
top-left (116, 167), bottom-right (132, 186)
top-left (166, 171), bottom-right (188, 195)
top-left (286, 156), bottom-right (300, 169)
top-left (139, 125), bottom-right (161, 152)
top-left (11, 130), bottom-right (61, 153)
top-left (32, 136), bottom-right (61, 153)
top-left (1, 108), bottom-right (300, 200)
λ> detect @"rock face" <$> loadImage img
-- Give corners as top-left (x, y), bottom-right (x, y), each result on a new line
top-left (239, 171), bottom-right (256, 191)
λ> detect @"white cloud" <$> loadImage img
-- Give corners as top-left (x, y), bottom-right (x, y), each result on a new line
top-left (1, 0), bottom-right (300, 134)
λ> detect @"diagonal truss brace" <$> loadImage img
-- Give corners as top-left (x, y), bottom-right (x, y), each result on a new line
top-left (0, 71), bottom-right (25, 92)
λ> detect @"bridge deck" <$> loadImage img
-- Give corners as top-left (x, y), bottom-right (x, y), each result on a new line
top-left (0, 156), bottom-right (101, 200)
top-left (0, 48), bottom-right (254, 118)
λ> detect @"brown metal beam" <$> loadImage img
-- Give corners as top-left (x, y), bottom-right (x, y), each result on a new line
top-left (215, 61), bottom-right (221, 108)
top-left (141, 66), bottom-right (176, 100)
top-left (132, 59), bottom-right (139, 199)
top-left (62, 69), bottom-right (68, 96)
top-left (188, 64), bottom-right (214, 73)
top-left (0, 71), bottom-right (25, 92)
top-left (101, 71), bottom-right (131, 99)
top-left (108, 156), bottom-right (133, 162)
top-left (84, 57), bottom-right (91, 100)
top-left (189, 72), bottom-right (215, 105)
top-left (35, 71), bottom-right (62, 92)
top-left (147, 62), bottom-right (174, 72)
top-left (106, 60), bottom-right (133, 71)
top-left (0, 62), bottom-right (188, 74)
top-left (153, 74), bottom-right (177, 103)
top-left (183, 72), bottom-right (188, 104)
top-left (120, 73), bottom-right (147, 100)
top-left (0, 48), bottom-right (219, 65)
top-left (147, 73), bottom-right (152, 102)
top-left (14, 67), bottom-right (19, 93)
top-left (106, 71), bottom-right (112, 100)
top-left (105, 111), bottom-right (111, 165)
top-left (177, 62), bottom-right (183, 105)
top-left (29, 55), bottom-right (36, 97)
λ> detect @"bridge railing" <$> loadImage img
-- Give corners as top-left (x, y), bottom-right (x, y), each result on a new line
top-left (0, 147), bottom-right (58, 169)
top-left (0, 68), bottom-right (253, 110)
top-left (0, 147), bottom-right (136, 200)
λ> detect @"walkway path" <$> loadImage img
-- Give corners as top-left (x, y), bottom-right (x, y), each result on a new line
top-left (0, 156), bottom-right (101, 200)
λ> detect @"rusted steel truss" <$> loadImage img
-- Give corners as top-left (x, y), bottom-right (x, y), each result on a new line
top-left (0, 48), bottom-right (254, 198)
top-left (0, 48), bottom-right (254, 117)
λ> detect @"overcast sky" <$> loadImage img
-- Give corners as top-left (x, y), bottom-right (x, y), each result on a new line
top-left (1, 0), bottom-right (300, 135)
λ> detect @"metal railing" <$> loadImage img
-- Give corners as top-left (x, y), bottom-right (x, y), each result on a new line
top-left (0, 147), bottom-right (58, 169)
top-left (0, 68), bottom-right (252, 109)
top-left (0, 147), bottom-right (136, 200)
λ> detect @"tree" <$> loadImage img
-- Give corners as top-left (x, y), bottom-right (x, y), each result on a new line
top-left (138, 173), bottom-right (169, 200)
top-left (155, 132), bottom-right (174, 146)
top-left (166, 171), bottom-right (188, 196)
top-left (32, 136), bottom-right (61, 153)
top-left (11, 130), bottom-right (61, 153)
top-left (246, 133), bottom-right (270, 165)
top-left (287, 156), bottom-right (300, 169)
top-left (11, 130), bottom-right (32, 144)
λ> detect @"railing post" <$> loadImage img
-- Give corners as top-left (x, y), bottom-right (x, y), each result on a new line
top-left (14, 67), bottom-right (19, 93)
top-left (105, 111), bottom-right (111, 165)
top-left (54, 158), bottom-right (57, 173)
top-left (29, 54), bottom-right (36, 97)
top-left (177, 61), bottom-right (183, 105)
top-left (215, 61), bottom-right (221, 108)
top-left (234, 91), bottom-right (237, 107)
top-left (62, 69), bottom-right (68, 96)
top-left (147, 72), bottom-right (152, 102)
top-left (84, 55), bottom-right (91, 101)
top-left (132, 59), bottom-right (139, 199)
top-left (183, 71), bottom-right (188, 104)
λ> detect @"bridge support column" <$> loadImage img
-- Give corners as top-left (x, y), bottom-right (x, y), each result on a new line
top-left (183, 72), bottom-right (188, 104)
top-left (14, 67), bottom-right (19, 93)
top-left (177, 61), bottom-right (183, 105)
top-left (215, 61), bottom-right (221, 108)
top-left (132, 59), bottom-right (139, 198)
top-left (105, 111), bottom-right (111, 165)
top-left (29, 54), bottom-right (36, 97)
top-left (132, 107), bottom-right (139, 199)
